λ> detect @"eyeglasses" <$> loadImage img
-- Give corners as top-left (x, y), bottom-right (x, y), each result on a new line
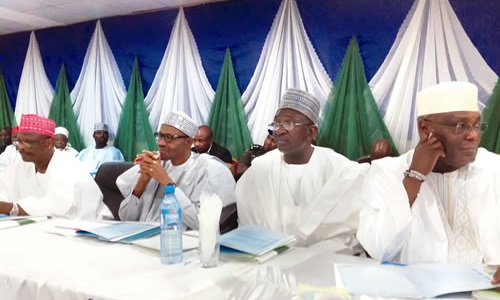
top-left (268, 121), bottom-right (308, 131)
top-left (424, 119), bottom-right (488, 135)
top-left (154, 132), bottom-right (189, 143)
top-left (12, 137), bottom-right (49, 148)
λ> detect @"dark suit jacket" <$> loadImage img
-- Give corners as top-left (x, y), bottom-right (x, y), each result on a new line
top-left (192, 142), bottom-right (233, 164)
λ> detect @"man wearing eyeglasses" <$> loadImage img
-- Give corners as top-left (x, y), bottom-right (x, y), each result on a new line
top-left (236, 88), bottom-right (369, 254)
top-left (358, 82), bottom-right (500, 273)
top-left (116, 111), bottom-right (236, 230)
top-left (0, 114), bottom-right (105, 219)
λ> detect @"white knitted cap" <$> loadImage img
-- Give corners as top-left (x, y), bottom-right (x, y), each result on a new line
top-left (162, 111), bottom-right (198, 137)
top-left (55, 127), bottom-right (69, 138)
top-left (416, 81), bottom-right (479, 117)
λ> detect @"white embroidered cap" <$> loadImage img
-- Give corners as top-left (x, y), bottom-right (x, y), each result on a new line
top-left (162, 111), bottom-right (198, 137)
top-left (55, 127), bottom-right (69, 138)
top-left (279, 88), bottom-right (320, 124)
top-left (416, 81), bottom-right (479, 117)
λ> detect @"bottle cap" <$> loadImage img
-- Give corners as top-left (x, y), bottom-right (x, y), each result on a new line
top-left (164, 184), bottom-right (175, 194)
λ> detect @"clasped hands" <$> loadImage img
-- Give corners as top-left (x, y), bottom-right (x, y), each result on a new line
top-left (135, 150), bottom-right (172, 186)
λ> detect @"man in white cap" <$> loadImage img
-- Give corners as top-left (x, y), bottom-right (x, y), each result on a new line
top-left (77, 122), bottom-right (124, 178)
top-left (0, 114), bottom-right (106, 219)
top-left (236, 88), bottom-right (368, 254)
top-left (54, 126), bottom-right (78, 156)
top-left (357, 82), bottom-right (500, 272)
top-left (116, 111), bottom-right (236, 229)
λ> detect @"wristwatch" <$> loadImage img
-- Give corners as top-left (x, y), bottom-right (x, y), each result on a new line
top-left (9, 203), bottom-right (19, 216)
top-left (404, 169), bottom-right (426, 182)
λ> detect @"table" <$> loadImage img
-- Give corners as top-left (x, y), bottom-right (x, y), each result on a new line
top-left (0, 219), bottom-right (474, 300)
top-left (0, 219), bottom-right (359, 300)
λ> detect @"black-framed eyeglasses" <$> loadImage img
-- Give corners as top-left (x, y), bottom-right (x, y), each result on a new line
top-left (268, 121), bottom-right (308, 131)
top-left (424, 119), bottom-right (488, 135)
top-left (154, 132), bottom-right (189, 143)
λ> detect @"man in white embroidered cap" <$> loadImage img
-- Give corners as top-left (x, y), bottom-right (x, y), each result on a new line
top-left (116, 111), bottom-right (236, 229)
top-left (358, 82), bottom-right (500, 275)
top-left (77, 122), bottom-right (124, 177)
top-left (236, 88), bottom-right (369, 254)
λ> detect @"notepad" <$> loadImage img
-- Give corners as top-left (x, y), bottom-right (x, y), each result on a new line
top-left (219, 225), bottom-right (296, 263)
top-left (335, 262), bottom-right (500, 299)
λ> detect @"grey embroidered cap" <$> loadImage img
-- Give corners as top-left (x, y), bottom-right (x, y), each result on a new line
top-left (279, 88), bottom-right (320, 123)
top-left (94, 122), bottom-right (108, 132)
top-left (162, 111), bottom-right (198, 137)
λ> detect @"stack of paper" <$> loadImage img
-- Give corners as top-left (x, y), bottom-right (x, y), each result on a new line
top-left (335, 262), bottom-right (500, 299)
top-left (219, 225), bottom-right (296, 263)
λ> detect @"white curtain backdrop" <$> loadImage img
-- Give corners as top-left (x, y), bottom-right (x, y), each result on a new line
top-left (14, 31), bottom-right (54, 123)
top-left (145, 8), bottom-right (214, 131)
top-left (369, 0), bottom-right (498, 153)
top-left (242, 0), bottom-right (333, 144)
top-left (70, 20), bottom-right (126, 147)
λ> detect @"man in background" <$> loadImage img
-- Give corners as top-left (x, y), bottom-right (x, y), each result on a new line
top-left (0, 126), bottom-right (20, 172)
top-left (54, 126), bottom-right (79, 156)
top-left (236, 88), bottom-right (368, 254)
top-left (0, 114), bottom-right (105, 219)
top-left (77, 122), bottom-right (124, 178)
top-left (0, 126), bottom-right (12, 154)
top-left (192, 125), bottom-right (233, 164)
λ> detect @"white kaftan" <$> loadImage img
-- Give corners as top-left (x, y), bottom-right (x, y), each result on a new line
top-left (0, 150), bottom-right (105, 219)
top-left (0, 145), bottom-right (21, 173)
top-left (77, 145), bottom-right (124, 178)
top-left (236, 147), bottom-right (369, 254)
top-left (357, 148), bottom-right (500, 264)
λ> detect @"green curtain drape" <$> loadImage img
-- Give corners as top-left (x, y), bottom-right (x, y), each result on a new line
top-left (48, 65), bottom-right (85, 150)
top-left (207, 48), bottom-right (253, 160)
top-left (0, 70), bottom-right (16, 131)
top-left (317, 37), bottom-right (398, 160)
top-left (480, 78), bottom-right (500, 153)
top-left (114, 57), bottom-right (157, 161)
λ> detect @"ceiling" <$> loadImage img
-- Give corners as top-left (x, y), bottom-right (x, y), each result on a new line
top-left (0, 0), bottom-right (227, 36)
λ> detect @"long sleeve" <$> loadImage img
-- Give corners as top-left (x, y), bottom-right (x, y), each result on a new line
top-left (356, 152), bottom-right (416, 261)
top-left (0, 152), bottom-right (103, 219)
top-left (176, 157), bottom-right (236, 230)
top-left (117, 165), bottom-right (150, 221)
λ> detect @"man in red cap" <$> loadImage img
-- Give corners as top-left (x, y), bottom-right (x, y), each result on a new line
top-left (0, 114), bottom-right (106, 219)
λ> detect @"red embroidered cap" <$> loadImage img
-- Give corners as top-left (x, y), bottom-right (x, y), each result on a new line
top-left (12, 126), bottom-right (19, 135)
top-left (18, 114), bottom-right (56, 137)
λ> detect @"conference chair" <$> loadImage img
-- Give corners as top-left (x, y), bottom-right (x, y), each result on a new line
top-left (95, 161), bottom-right (134, 220)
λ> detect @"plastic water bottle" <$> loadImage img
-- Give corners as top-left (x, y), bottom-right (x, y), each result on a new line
top-left (160, 184), bottom-right (183, 264)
